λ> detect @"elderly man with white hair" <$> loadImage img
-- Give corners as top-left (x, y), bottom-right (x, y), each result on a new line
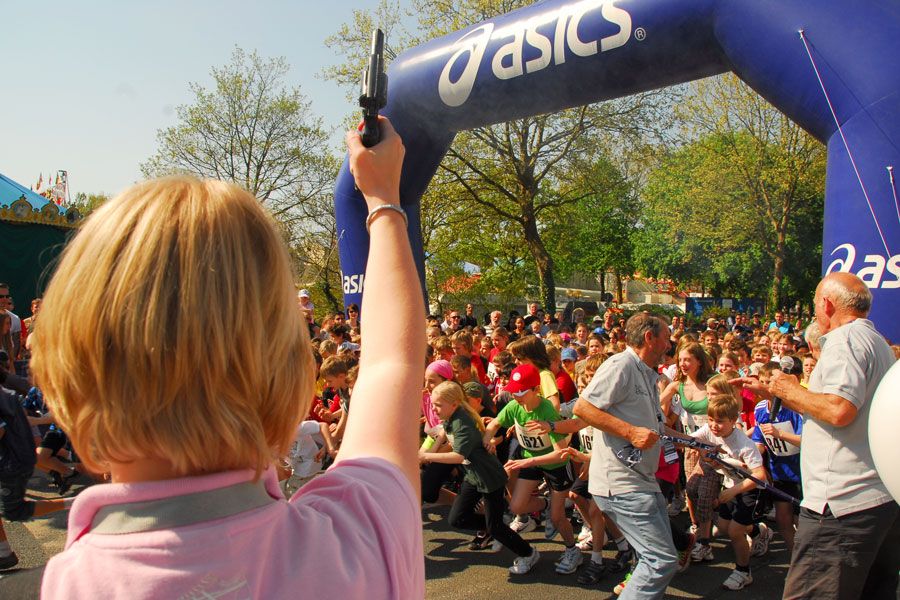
top-left (740, 272), bottom-right (898, 600)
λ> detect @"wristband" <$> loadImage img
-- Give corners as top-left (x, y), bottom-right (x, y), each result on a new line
top-left (365, 204), bottom-right (408, 233)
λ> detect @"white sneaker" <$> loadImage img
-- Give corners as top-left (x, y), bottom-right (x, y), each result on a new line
top-left (722, 569), bottom-right (753, 590)
top-left (690, 543), bottom-right (714, 562)
top-left (510, 516), bottom-right (537, 534)
top-left (577, 524), bottom-right (592, 543)
top-left (489, 539), bottom-right (504, 553)
top-left (576, 533), bottom-right (594, 552)
top-left (555, 545), bottom-right (584, 574)
top-left (509, 548), bottom-right (540, 575)
top-left (750, 523), bottom-right (774, 557)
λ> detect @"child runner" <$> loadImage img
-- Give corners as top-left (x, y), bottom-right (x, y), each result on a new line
top-left (482, 364), bottom-right (582, 575)
top-left (420, 381), bottom-right (538, 571)
top-left (751, 361), bottom-right (802, 553)
top-left (690, 392), bottom-right (768, 591)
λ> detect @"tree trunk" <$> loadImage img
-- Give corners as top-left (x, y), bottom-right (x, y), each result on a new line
top-left (770, 226), bottom-right (787, 312)
top-left (614, 269), bottom-right (624, 303)
top-left (322, 274), bottom-right (342, 313)
top-left (521, 213), bottom-right (556, 314)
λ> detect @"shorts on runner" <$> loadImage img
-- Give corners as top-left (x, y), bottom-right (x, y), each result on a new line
top-left (518, 463), bottom-right (575, 492)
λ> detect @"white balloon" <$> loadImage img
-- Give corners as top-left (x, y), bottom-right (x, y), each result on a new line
top-left (870, 359), bottom-right (900, 503)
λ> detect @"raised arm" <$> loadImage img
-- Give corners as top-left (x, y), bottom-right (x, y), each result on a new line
top-left (335, 117), bottom-right (426, 496)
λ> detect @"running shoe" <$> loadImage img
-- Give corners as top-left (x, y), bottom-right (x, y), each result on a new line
top-left (467, 531), bottom-right (492, 551)
top-left (576, 524), bottom-right (592, 543)
top-left (690, 543), bottom-right (714, 562)
top-left (750, 522), bottom-right (774, 557)
top-left (510, 516), bottom-right (536, 534)
top-left (677, 532), bottom-right (696, 573)
top-left (554, 545), bottom-right (583, 574)
top-left (544, 519), bottom-right (559, 541)
top-left (613, 571), bottom-right (632, 596)
top-left (577, 559), bottom-right (609, 585)
top-left (610, 547), bottom-right (635, 572)
top-left (509, 548), bottom-right (540, 575)
top-left (722, 569), bottom-right (753, 590)
top-left (667, 494), bottom-right (686, 516)
top-left (0, 552), bottom-right (19, 571)
top-left (575, 533), bottom-right (593, 552)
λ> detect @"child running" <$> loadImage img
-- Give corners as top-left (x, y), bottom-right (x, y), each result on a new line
top-left (419, 381), bottom-right (538, 572)
top-left (751, 361), bottom-right (802, 553)
top-left (482, 364), bottom-right (582, 575)
top-left (689, 391), bottom-right (767, 591)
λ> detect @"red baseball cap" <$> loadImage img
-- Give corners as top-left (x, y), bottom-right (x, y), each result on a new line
top-left (505, 363), bottom-right (541, 396)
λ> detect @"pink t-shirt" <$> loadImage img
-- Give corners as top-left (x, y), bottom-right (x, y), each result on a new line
top-left (42, 458), bottom-right (424, 599)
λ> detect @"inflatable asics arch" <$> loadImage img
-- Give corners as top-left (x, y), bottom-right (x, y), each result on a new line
top-left (334, 0), bottom-right (900, 340)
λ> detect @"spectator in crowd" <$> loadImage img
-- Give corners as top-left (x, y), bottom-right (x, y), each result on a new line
top-left (0, 284), bottom-right (21, 360)
top-left (767, 311), bottom-right (794, 335)
top-left (460, 303), bottom-right (478, 329)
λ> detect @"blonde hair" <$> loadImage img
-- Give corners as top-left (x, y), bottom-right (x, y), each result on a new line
top-left (706, 373), bottom-right (741, 420)
top-left (432, 381), bottom-right (485, 432)
top-left (31, 176), bottom-right (313, 477)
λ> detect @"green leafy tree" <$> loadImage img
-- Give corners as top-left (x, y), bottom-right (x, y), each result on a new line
top-left (636, 74), bottom-right (825, 309)
top-left (325, 0), bottom-right (670, 313)
top-left (142, 47), bottom-right (342, 309)
top-left (142, 47), bottom-right (334, 218)
top-left (69, 192), bottom-right (109, 218)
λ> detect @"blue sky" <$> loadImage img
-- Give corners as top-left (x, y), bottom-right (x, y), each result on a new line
top-left (0, 1), bottom-right (385, 198)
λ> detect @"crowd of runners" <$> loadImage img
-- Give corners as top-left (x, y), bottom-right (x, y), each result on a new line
top-left (0, 118), bottom-right (897, 599)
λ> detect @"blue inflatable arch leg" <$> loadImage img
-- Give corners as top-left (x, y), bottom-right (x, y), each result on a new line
top-left (334, 0), bottom-right (900, 339)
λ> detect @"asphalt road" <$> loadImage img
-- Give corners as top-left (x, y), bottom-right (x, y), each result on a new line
top-left (3, 475), bottom-right (792, 599)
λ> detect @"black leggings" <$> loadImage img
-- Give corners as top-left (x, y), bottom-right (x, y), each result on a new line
top-left (448, 481), bottom-right (532, 557)
top-left (421, 462), bottom-right (455, 504)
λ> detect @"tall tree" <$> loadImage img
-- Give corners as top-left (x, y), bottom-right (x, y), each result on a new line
top-left (635, 74), bottom-right (826, 308)
top-left (325, 0), bottom-right (669, 313)
top-left (142, 48), bottom-right (334, 219)
top-left (676, 74), bottom-right (826, 309)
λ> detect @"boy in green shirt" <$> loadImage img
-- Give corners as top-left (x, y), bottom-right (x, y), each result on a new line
top-left (483, 364), bottom-right (582, 576)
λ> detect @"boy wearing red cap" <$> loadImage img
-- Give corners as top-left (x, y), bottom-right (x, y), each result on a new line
top-left (482, 364), bottom-right (581, 576)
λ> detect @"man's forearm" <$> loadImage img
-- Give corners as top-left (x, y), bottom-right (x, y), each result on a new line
top-left (573, 398), bottom-right (634, 442)
top-left (781, 385), bottom-right (856, 427)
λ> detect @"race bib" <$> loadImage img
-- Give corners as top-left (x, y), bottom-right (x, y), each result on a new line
top-left (579, 427), bottom-right (594, 453)
top-left (662, 438), bottom-right (679, 464)
top-left (515, 422), bottom-right (552, 452)
top-left (682, 412), bottom-right (708, 433)
top-left (764, 421), bottom-right (799, 457)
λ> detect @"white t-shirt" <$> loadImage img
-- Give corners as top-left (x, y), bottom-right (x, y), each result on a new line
top-left (691, 424), bottom-right (763, 487)
top-left (289, 420), bottom-right (325, 478)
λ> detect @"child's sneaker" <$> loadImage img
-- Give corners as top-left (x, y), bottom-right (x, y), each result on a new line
top-left (554, 545), bottom-right (583, 574)
top-left (750, 522), bottom-right (774, 557)
top-left (610, 547), bottom-right (635, 572)
top-left (677, 532), bottom-right (696, 573)
top-left (510, 515), bottom-right (537, 534)
top-left (576, 523), bottom-right (592, 543)
top-left (575, 533), bottom-right (593, 552)
top-left (509, 548), bottom-right (540, 575)
top-left (691, 542), bottom-right (714, 562)
top-left (722, 569), bottom-right (753, 590)
top-left (467, 531), bottom-right (493, 551)
top-left (577, 559), bottom-right (609, 585)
